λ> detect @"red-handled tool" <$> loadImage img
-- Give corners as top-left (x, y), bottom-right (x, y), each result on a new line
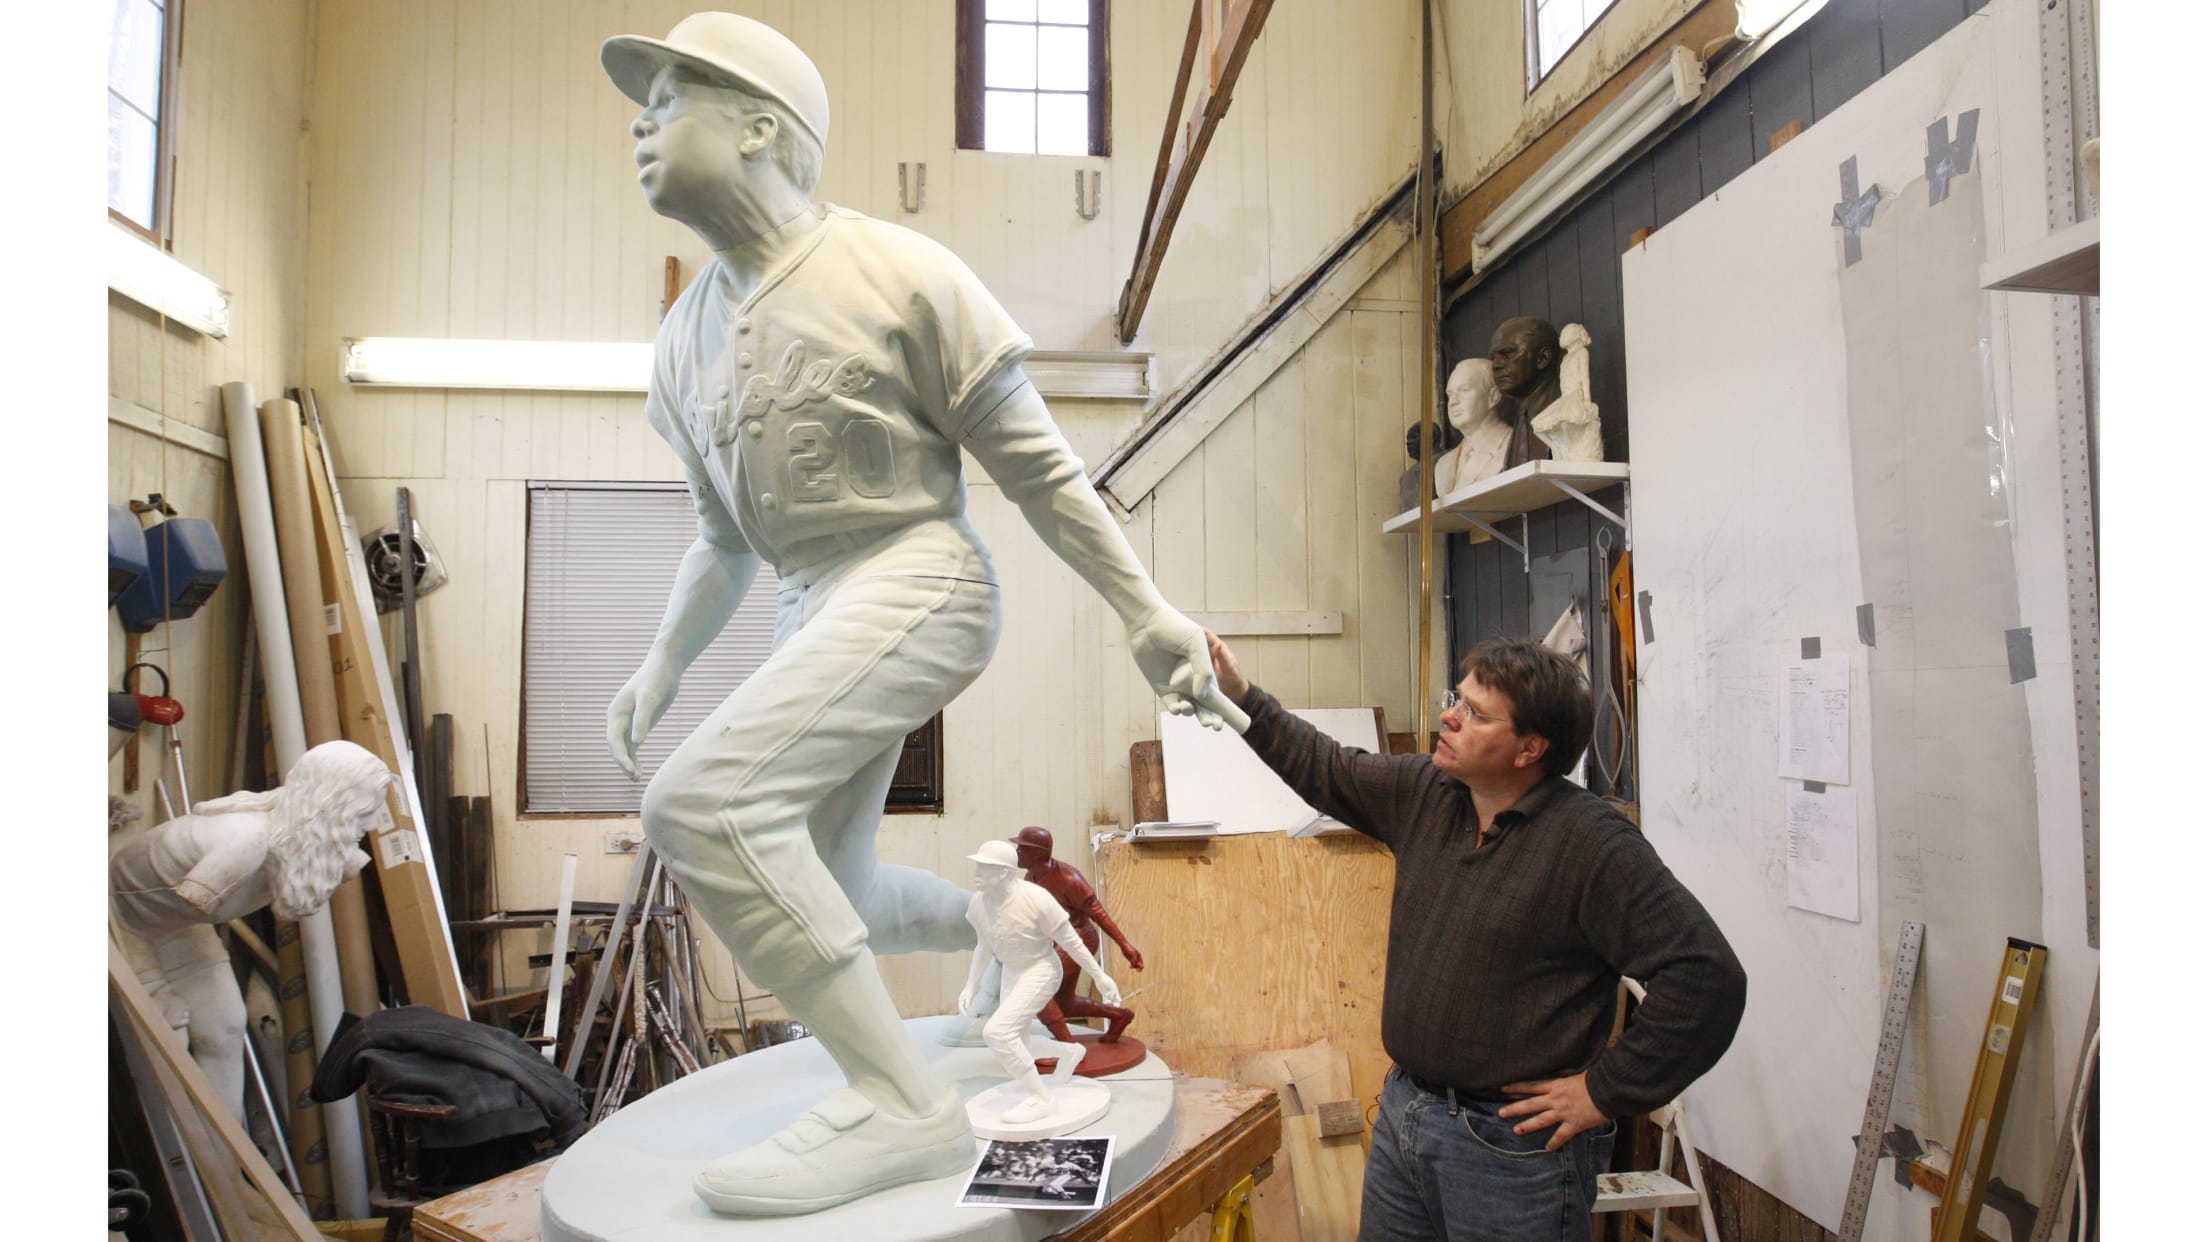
top-left (120, 663), bottom-right (192, 813)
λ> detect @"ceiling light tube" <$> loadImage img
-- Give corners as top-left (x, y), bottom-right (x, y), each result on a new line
top-left (1473, 45), bottom-right (1705, 273)
top-left (107, 223), bottom-right (231, 338)
top-left (342, 338), bottom-right (655, 392)
top-left (344, 338), bottom-right (1155, 400)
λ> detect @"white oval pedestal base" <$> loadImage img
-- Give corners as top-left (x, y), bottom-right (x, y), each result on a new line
top-left (540, 1015), bottom-right (1175, 1242)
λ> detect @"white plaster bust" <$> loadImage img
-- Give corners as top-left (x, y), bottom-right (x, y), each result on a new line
top-left (1437, 357), bottom-right (1512, 495)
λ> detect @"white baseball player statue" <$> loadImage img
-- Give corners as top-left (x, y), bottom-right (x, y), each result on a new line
top-left (598, 12), bottom-right (1246, 1216)
top-left (956, 840), bottom-right (1121, 1130)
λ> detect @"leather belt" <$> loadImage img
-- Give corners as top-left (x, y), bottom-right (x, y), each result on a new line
top-left (1400, 1068), bottom-right (1511, 1106)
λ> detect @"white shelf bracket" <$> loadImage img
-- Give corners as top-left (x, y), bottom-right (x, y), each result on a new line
top-left (1548, 479), bottom-right (1630, 538)
top-left (1465, 513), bottom-right (1532, 570)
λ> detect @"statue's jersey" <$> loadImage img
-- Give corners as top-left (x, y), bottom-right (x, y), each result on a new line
top-left (966, 881), bottom-right (1084, 973)
top-left (645, 204), bottom-right (1034, 575)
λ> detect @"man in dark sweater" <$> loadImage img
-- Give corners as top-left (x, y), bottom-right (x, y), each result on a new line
top-left (1203, 632), bottom-right (1746, 1242)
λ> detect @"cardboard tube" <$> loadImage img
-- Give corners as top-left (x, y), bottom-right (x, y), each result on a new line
top-left (222, 381), bottom-right (370, 1218)
top-left (262, 397), bottom-right (381, 1019)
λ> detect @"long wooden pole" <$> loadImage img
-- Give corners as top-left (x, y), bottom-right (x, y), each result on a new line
top-left (261, 397), bottom-right (381, 1019)
top-left (1413, 0), bottom-right (1439, 755)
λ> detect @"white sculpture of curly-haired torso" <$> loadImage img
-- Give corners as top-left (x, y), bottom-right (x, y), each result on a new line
top-left (109, 739), bottom-right (395, 1122)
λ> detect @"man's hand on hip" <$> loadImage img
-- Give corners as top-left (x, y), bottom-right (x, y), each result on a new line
top-left (1499, 1072), bottom-right (1609, 1151)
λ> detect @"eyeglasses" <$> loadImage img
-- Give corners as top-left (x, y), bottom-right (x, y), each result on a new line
top-left (1441, 689), bottom-right (1509, 726)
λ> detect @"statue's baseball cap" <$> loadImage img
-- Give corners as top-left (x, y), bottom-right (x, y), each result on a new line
top-left (602, 12), bottom-right (829, 147)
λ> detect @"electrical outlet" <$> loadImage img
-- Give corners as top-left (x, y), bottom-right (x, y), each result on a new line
top-left (603, 830), bottom-right (644, 855)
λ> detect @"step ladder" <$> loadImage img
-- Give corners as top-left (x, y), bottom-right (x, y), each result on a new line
top-left (1592, 979), bottom-right (1720, 1241)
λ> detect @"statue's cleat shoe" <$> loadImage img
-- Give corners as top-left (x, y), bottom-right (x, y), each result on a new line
top-left (694, 1088), bottom-right (975, 1216)
top-left (999, 1094), bottom-right (1055, 1125)
top-left (1044, 1040), bottom-right (1087, 1085)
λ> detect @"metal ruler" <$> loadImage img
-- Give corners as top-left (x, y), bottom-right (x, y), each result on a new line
top-left (2035, 0), bottom-right (2100, 949)
top-left (1933, 938), bottom-right (2050, 1242)
top-left (1837, 919), bottom-right (1926, 1242)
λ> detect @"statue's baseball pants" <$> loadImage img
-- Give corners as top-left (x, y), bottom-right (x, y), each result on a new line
top-left (641, 521), bottom-right (999, 992)
top-left (984, 955), bottom-right (1065, 1076)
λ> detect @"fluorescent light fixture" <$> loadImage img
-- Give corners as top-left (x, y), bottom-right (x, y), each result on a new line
top-left (1736, 0), bottom-right (1829, 40)
top-left (342, 338), bottom-right (654, 392)
top-left (107, 223), bottom-right (231, 338)
top-left (344, 337), bottom-right (1154, 400)
top-left (1472, 45), bottom-right (1705, 274)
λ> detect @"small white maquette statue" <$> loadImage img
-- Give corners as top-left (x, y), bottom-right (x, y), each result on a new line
top-left (108, 740), bottom-right (396, 1122)
top-left (957, 840), bottom-right (1122, 1135)
top-left (595, 11), bottom-right (1242, 1216)
top-left (1529, 323), bottom-right (1604, 462)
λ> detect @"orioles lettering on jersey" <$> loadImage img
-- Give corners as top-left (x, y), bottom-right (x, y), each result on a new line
top-left (712, 337), bottom-right (901, 506)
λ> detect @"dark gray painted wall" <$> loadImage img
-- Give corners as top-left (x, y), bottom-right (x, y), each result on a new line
top-left (1439, 0), bottom-right (1984, 799)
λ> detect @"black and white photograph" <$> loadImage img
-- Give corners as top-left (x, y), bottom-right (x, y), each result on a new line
top-left (956, 1137), bottom-right (1115, 1212)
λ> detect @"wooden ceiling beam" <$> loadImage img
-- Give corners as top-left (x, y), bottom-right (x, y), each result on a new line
top-left (1115, 0), bottom-right (1278, 344)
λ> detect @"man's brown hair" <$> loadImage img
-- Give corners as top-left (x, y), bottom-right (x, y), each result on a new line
top-left (1460, 637), bottom-right (1593, 780)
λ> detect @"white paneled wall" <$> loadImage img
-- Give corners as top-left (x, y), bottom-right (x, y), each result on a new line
top-left (107, 0), bottom-right (316, 820)
top-left (298, 0), bottom-right (1436, 1029)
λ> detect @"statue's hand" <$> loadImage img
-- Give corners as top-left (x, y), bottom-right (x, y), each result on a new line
top-left (957, 986), bottom-right (977, 1016)
top-left (1128, 609), bottom-right (1251, 734)
top-left (1123, 946), bottom-right (1145, 972)
top-left (1093, 974), bottom-right (1122, 1008)
top-left (607, 652), bottom-right (679, 781)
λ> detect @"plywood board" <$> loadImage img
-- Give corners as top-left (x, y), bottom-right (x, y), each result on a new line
top-left (1096, 832), bottom-right (1392, 1128)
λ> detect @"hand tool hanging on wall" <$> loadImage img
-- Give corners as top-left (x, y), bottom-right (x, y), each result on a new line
top-left (119, 662), bottom-right (184, 803)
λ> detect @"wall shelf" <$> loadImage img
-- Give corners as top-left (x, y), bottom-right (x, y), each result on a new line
top-left (1981, 216), bottom-right (2098, 296)
top-left (1384, 459), bottom-right (1629, 569)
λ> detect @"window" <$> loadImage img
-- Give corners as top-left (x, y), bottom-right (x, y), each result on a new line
top-left (957, 0), bottom-right (1110, 157)
top-left (107, 0), bottom-right (183, 239)
top-left (1527, 0), bottom-right (1618, 89)
top-left (520, 483), bottom-right (943, 815)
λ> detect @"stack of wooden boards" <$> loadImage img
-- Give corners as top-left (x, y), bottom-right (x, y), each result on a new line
top-left (277, 385), bottom-right (467, 1017)
top-left (1233, 1039), bottom-right (1368, 1241)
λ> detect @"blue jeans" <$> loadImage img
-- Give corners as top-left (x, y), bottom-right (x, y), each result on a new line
top-left (1358, 1066), bottom-right (1616, 1241)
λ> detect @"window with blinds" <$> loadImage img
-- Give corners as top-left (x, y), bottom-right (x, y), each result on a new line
top-left (521, 483), bottom-right (781, 813)
top-left (520, 483), bottom-right (944, 815)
